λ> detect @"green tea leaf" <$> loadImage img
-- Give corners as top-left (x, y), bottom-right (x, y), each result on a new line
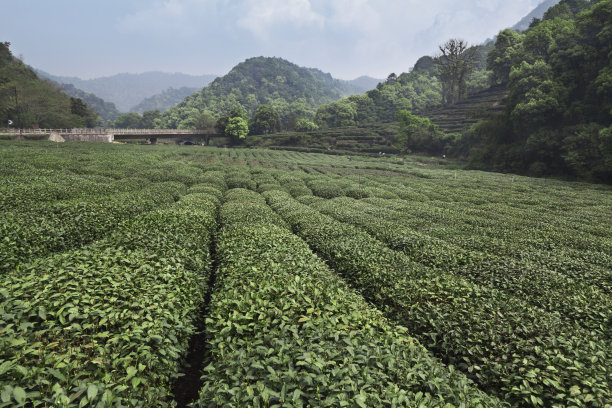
top-left (13, 387), bottom-right (26, 404)
top-left (87, 384), bottom-right (98, 401)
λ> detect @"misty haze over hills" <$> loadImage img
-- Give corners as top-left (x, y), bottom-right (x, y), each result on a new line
top-left (35, 70), bottom-right (217, 112)
top-left (36, 68), bottom-right (381, 114)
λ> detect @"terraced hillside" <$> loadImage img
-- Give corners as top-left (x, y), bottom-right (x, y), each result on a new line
top-left (0, 141), bottom-right (610, 407)
top-left (251, 86), bottom-right (508, 156)
top-left (250, 122), bottom-right (400, 155)
top-left (422, 86), bottom-right (508, 134)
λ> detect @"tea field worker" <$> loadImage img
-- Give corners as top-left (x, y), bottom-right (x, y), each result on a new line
top-left (442, 154), bottom-right (446, 159)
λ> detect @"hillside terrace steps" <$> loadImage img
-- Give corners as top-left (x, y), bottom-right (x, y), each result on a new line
top-left (422, 85), bottom-right (509, 134)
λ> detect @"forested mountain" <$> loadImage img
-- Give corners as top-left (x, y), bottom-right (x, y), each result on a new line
top-left (0, 42), bottom-right (97, 128)
top-left (49, 82), bottom-right (121, 124)
top-left (35, 70), bottom-right (216, 112)
top-left (159, 57), bottom-right (364, 129)
top-left (130, 87), bottom-right (199, 114)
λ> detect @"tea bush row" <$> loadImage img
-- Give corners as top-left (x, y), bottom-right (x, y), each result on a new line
top-left (304, 196), bottom-right (611, 336)
top-left (362, 197), bottom-right (612, 291)
top-left (195, 188), bottom-right (501, 407)
top-left (0, 173), bottom-right (149, 212)
top-left (265, 190), bottom-right (610, 407)
top-left (0, 182), bottom-right (185, 274)
top-left (0, 190), bottom-right (220, 407)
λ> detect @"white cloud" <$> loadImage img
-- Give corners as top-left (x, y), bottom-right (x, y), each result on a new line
top-left (237, 0), bottom-right (324, 38)
top-left (324, 0), bottom-right (381, 32)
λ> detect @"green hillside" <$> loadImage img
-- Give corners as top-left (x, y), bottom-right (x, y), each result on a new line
top-left (310, 0), bottom-right (611, 183)
top-left (0, 42), bottom-right (97, 129)
top-left (159, 57), bottom-right (363, 129)
top-left (314, 43), bottom-right (493, 128)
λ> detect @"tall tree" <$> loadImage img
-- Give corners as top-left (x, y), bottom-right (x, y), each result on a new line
top-left (140, 110), bottom-right (161, 128)
top-left (191, 111), bottom-right (216, 145)
top-left (249, 105), bottom-right (281, 134)
top-left (225, 116), bottom-right (249, 144)
top-left (70, 97), bottom-right (98, 127)
top-left (487, 29), bottom-right (524, 85)
top-left (435, 39), bottom-right (477, 104)
top-left (114, 112), bottom-right (143, 128)
top-left (193, 111), bottom-right (215, 131)
top-left (396, 109), bottom-right (450, 154)
top-left (215, 105), bottom-right (247, 135)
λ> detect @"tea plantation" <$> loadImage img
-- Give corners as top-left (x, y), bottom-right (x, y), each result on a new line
top-left (0, 141), bottom-right (610, 407)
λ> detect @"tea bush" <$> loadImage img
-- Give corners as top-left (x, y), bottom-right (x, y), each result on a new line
top-left (0, 192), bottom-right (218, 407)
top-left (196, 189), bottom-right (501, 407)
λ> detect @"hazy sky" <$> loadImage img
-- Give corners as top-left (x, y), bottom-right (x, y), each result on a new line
top-left (1, 0), bottom-right (543, 80)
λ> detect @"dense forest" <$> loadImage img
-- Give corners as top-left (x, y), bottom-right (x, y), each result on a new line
top-left (463, 0), bottom-right (611, 181)
top-left (158, 57), bottom-right (369, 130)
top-left (0, 42), bottom-right (98, 129)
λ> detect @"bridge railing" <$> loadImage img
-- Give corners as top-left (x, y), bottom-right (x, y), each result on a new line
top-left (109, 129), bottom-right (210, 135)
top-left (1, 128), bottom-right (57, 135)
top-left (1, 128), bottom-right (213, 135)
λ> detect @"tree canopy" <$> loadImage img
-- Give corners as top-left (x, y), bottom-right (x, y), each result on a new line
top-left (434, 39), bottom-right (478, 104)
top-left (225, 117), bottom-right (249, 144)
top-left (249, 105), bottom-right (281, 135)
top-left (113, 110), bottom-right (161, 128)
top-left (396, 110), bottom-right (455, 155)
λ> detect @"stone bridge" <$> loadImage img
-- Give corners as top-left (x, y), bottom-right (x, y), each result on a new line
top-left (1, 128), bottom-right (221, 144)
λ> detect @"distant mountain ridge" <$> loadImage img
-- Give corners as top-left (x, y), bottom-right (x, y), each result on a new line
top-left (45, 81), bottom-right (121, 124)
top-left (35, 70), bottom-right (217, 112)
top-left (511, 0), bottom-right (561, 31)
top-left (130, 87), bottom-right (199, 114)
top-left (159, 57), bottom-right (373, 128)
top-left (343, 76), bottom-right (382, 93)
